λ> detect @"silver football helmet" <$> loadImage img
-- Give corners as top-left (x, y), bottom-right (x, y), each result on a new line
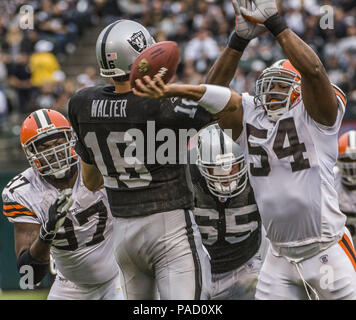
top-left (196, 124), bottom-right (248, 198)
top-left (96, 19), bottom-right (155, 77)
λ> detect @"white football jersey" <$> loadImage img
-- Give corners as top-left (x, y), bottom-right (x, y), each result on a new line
top-left (2, 162), bottom-right (119, 285)
top-left (334, 166), bottom-right (356, 244)
top-left (236, 92), bottom-right (346, 248)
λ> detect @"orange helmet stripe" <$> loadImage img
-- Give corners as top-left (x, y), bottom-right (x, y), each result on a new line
top-left (281, 60), bottom-right (301, 78)
top-left (338, 130), bottom-right (356, 155)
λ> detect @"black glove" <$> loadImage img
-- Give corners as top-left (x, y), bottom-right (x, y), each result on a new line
top-left (39, 188), bottom-right (73, 243)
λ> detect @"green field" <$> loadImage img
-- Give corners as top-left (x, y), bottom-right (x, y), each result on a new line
top-left (0, 289), bottom-right (49, 300)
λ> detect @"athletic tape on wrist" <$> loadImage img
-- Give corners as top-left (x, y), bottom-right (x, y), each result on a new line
top-left (198, 85), bottom-right (232, 114)
top-left (228, 32), bottom-right (250, 52)
top-left (264, 13), bottom-right (288, 37)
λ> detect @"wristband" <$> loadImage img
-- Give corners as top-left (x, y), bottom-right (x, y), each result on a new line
top-left (228, 32), bottom-right (250, 52)
top-left (264, 13), bottom-right (288, 37)
top-left (198, 85), bottom-right (232, 114)
top-left (17, 249), bottom-right (49, 284)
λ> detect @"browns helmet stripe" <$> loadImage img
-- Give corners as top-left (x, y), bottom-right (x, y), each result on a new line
top-left (31, 111), bottom-right (42, 128)
top-left (32, 110), bottom-right (52, 129)
top-left (43, 109), bottom-right (52, 125)
top-left (219, 128), bottom-right (225, 155)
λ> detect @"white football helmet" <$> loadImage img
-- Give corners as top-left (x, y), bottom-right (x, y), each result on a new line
top-left (254, 59), bottom-right (301, 122)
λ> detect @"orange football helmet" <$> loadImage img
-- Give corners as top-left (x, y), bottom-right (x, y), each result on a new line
top-left (337, 130), bottom-right (356, 186)
top-left (254, 59), bottom-right (301, 122)
top-left (20, 109), bottom-right (78, 179)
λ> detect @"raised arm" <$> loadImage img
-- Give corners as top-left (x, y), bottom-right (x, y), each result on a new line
top-left (276, 29), bottom-right (337, 126)
top-left (240, 0), bottom-right (339, 126)
top-left (133, 76), bottom-right (243, 140)
top-left (206, 0), bottom-right (266, 87)
top-left (205, 48), bottom-right (243, 87)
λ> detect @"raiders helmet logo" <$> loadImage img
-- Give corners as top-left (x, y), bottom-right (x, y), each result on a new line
top-left (137, 58), bottom-right (151, 75)
top-left (127, 31), bottom-right (147, 53)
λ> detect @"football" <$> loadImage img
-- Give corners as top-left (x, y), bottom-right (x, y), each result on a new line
top-left (130, 41), bottom-right (179, 88)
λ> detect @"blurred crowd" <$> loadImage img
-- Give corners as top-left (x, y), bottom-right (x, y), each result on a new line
top-left (0, 0), bottom-right (355, 131)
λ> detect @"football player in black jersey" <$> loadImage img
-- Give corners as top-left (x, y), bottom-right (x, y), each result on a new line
top-left (67, 20), bottom-right (213, 299)
top-left (190, 124), bottom-right (268, 299)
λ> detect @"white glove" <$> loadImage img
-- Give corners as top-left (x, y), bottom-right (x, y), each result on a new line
top-left (239, 0), bottom-right (278, 24)
top-left (232, 0), bottom-right (267, 40)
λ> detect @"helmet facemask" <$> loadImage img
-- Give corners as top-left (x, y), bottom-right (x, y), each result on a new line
top-left (23, 128), bottom-right (78, 179)
top-left (197, 152), bottom-right (248, 198)
top-left (337, 153), bottom-right (356, 187)
top-left (254, 67), bottom-right (301, 122)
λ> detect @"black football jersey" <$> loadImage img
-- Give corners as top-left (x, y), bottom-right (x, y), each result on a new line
top-left (190, 164), bottom-right (262, 274)
top-left (68, 85), bottom-right (212, 217)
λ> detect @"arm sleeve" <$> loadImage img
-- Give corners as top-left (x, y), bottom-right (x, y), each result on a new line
top-left (159, 97), bottom-right (214, 131)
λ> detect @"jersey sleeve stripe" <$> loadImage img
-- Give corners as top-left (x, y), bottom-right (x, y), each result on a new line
top-left (3, 201), bottom-right (33, 213)
top-left (4, 207), bottom-right (33, 213)
top-left (333, 85), bottom-right (347, 106)
top-left (3, 201), bottom-right (20, 206)
top-left (3, 213), bottom-right (38, 219)
top-left (3, 210), bottom-right (36, 217)
top-left (3, 204), bottom-right (28, 210)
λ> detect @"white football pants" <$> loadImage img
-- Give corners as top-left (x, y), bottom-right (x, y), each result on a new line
top-left (211, 227), bottom-right (269, 300)
top-left (113, 209), bottom-right (212, 300)
top-left (47, 273), bottom-right (123, 300)
top-left (256, 228), bottom-right (356, 300)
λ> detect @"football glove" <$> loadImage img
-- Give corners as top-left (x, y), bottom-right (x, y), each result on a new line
top-left (232, 0), bottom-right (266, 40)
top-left (239, 0), bottom-right (278, 24)
top-left (39, 188), bottom-right (73, 243)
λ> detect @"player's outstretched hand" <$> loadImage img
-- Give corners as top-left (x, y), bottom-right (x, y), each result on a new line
top-left (133, 75), bottom-right (170, 99)
top-left (239, 0), bottom-right (278, 24)
top-left (39, 188), bottom-right (73, 243)
top-left (232, 0), bottom-right (266, 40)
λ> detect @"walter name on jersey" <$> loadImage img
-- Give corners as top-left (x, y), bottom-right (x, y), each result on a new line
top-left (91, 99), bottom-right (127, 118)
